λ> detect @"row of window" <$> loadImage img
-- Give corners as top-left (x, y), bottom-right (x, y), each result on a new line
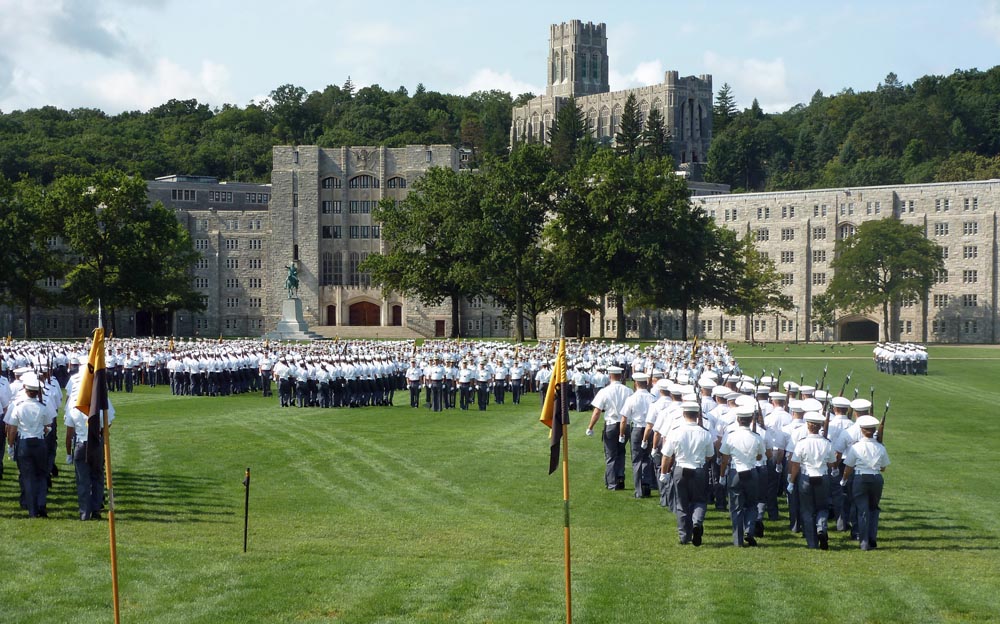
top-left (321, 175), bottom-right (406, 190)
top-left (197, 219), bottom-right (264, 232)
top-left (170, 189), bottom-right (270, 204)
top-left (321, 225), bottom-right (381, 239)
top-left (320, 251), bottom-right (374, 287)
top-left (932, 222), bottom-right (979, 236)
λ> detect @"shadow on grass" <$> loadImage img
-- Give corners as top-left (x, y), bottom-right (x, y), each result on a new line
top-left (0, 469), bottom-right (234, 523)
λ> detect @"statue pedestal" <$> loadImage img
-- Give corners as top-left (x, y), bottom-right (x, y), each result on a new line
top-left (264, 298), bottom-right (324, 341)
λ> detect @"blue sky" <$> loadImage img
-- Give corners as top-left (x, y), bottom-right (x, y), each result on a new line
top-left (2, 0), bottom-right (1000, 115)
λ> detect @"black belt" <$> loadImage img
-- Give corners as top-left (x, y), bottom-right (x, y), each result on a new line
top-left (738, 470), bottom-right (752, 479)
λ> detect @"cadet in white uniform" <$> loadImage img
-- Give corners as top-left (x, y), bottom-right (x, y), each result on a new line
top-left (842, 415), bottom-right (890, 550)
top-left (586, 366), bottom-right (633, 490)
top-left (659, 401), bottom-right (715, 546)
top-left (719, 404), bottom-right (767, 546)
top-left (5, 373), bottom-right (54, 518)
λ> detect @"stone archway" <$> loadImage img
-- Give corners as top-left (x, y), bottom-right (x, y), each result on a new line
top-left (349, 301), bottom-right (381, 326)
top-left (839, 317), bottom-right (879, 341)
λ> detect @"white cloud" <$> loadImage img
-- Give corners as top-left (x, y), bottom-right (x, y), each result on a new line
top-left (85, 58), bottom-right (233, 111)
top-left (610, 60), bottom-right (664, 91)
top-left (981, 0), bottom-right (1000, 43)
top-left (453, 68), bottom-right (542, 97)
top-left (703, 51), bottom-right (793, 113)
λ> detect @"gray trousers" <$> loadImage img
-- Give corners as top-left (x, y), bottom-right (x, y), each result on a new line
top-left (798, 474), bottom-right (831, 548)
top-left (852, 474), bottom-right (884, 546)
top-left (672, 466), bottom-right (708, 543)
top-left (74, 441), bottom-right (105, 514)
top-left (602, 423), bottom-right (626, 489)
top-left (630, 425), bottom-right (653, 496)
top-left (727, 468), bottom-right (760, 545)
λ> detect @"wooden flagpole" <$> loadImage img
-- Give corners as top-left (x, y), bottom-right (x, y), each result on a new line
top-left (559, 339), bottom-right (572, 624)
top-left (102, 406), bottom-right (121, 624)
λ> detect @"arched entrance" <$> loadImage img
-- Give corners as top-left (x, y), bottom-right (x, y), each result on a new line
top-left (562, 309), bottom-right (591, 338)
top-left (391, 305), bottom-right (402, 326)
top-left (839, 317), bottom-right (879, 341)
top-left (326, 305), bottom-right (336, 326)
top-left (349, 301), bottom-right (381, 326)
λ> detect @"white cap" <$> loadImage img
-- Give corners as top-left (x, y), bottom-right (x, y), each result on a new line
top-left (800, 398), bottom-right (823, 412)
top-left (680, 401), bottom-right (701, 413)
top-left (632, 372), bottom-right (648, 382)
top-left (851, 398), bottom-right (873, 412)
top-left (788, 399), bottom-right (804, 413)
top-left (21, 372), bottom-right (41, 390)
top-left (804, 411), bottom-right (825, 424)
top-left (655, 379), bottom-right (672, 392)
top-left (769, 392), bottom-right (787, 401)
top-left (815, 390), bottom-right (830, 401)
top-left (857, 415), bottom-right (880, 429)
top-left (607, 365), bottom-right (623, 374)
top-left (783, 381), bottom-right (800, 392)
top-left (735, 404), bottom-right (756, 418)
top-left (831, 396), bottom-right (851, 409)
top-left (799, 385), bottom-right (816, 395)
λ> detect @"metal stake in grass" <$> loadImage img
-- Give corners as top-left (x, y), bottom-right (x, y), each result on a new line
top-left (243, 467), bottom-right (251, 553)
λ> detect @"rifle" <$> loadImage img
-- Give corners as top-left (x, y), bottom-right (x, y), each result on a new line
top-left (876, 399), bottom-right (890, 443)
top-left (775, 367), bottom-right (783, 391)
top-left (870, 386), bottom-right (875, 409)
top-left (838, 370), bottom-right (853, 398)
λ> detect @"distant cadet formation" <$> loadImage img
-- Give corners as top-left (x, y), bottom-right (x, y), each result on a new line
top-left (873, 343), bottom-right (928, 375)
top-left (3, 337), bottom-right (889, 551)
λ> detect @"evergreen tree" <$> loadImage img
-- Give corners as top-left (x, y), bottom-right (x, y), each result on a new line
top-left (713, 83), bottom-right (738, 134)
top-left (614, 93), bottom-right (643, 157)
top-left (342, 76), bottom-right (355, 97)
top-left (640, 107), bottom-right (672, 163)
top-left (548, 97), bottom-right (589, 171)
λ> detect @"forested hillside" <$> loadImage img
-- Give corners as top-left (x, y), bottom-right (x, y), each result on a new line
top-left (5, 67), bottom-right (1000, 191)
top-left (0, 80), bottom-right (518, 184)
top-left (708, 68), bottom-right (1000, 191)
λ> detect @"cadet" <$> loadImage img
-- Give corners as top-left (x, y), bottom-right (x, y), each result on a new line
top-left (842, 415), bottom-right (890, 550)
top-left (586, 366), bottom-right (632, 490)
top-left (718, 404), bottom-right (766, 546)
top-left (405, 358), bottom-right (423, 408)
top-left (5, 373), bottom-right (54, 518)
top-left (659, 401), bottom-right (715, 546)
top-left (621, 372), bottom-right (656, 497)
top-left (788, 411), bottom-right (837, 549)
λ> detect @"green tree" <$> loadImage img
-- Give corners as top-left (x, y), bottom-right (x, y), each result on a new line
top-left (810, 292), bottom-right (837, 342)
top-left (713, 83), bottom-right (738, 134)
top-left (477, 144), bottom-right (553, 341)
top-left (827, 218), bottom-right (943, 341)
top-left (614, 93), bottom-right (643, 157)
top-left (364, 167), bottom-right (481, 337)
top-left (44, 170), bottom-right (203, 334)
top-left (640, 107), bottom-right (671, 163)
top-left (0, 176), bottom-right (65, 337)
top-left (548, 97), bottom-right (591, 171)
top-left (725, 232), bottom-right (793, 342)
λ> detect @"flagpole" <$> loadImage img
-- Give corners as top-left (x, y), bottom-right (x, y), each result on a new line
top-left (560, 375), bottom-right (572, 624)
top-left (102, 406), bottom-right (122, 624)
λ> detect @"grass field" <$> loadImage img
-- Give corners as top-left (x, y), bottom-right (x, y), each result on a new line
top-left (2, 343), bottom-right (998, 623)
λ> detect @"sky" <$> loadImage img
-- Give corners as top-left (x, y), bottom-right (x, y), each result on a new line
top-left (2, 0), bottom-right (1000, 115)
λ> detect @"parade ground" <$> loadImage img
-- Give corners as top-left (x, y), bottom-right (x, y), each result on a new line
top-left (2, 343), bottom-right (998, 623)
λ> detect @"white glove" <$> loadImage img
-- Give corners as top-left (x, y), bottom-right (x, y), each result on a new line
top-left (585, 428), bottom-right (594, 437)
top-left (640, 440), bottom-right (648, 450)
top-left (66, 454), bottom-right (74, 465)
top-left (658, 472), bottom-right (669, 484)
top-left (786, 482), bottom-right (794, 494)
top-left (839, 479), bottom-right (847, 488)
top-left (6, 447), bottom-right (13, 461)
top-left (719, 475), bottom-right (728, 488)
top-left (830, 467), bottom-right (840, 477)
top-left (775, 463), bottom-right (783, 473)
top-left (618, 435), bottom-right (625, 444)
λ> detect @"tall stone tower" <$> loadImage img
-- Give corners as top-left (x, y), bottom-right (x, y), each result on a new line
top-left (545, 20), bottom-right (609, 98)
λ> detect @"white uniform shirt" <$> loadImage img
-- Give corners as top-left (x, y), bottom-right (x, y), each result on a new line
top-left (720, 426), bottom-right (766, 472)
top-left (591, 381), bottom-right (633, 425)
top-left (663, 421), bottom-right (715, 469)
top-left (621, 389), bottom-right (656, 428)
top-left (791, 434), bottom-right (836, 477)
top-left (6, 397), bottom-right (53, 439)
top-left (844, 437), bottom-right (890, 475)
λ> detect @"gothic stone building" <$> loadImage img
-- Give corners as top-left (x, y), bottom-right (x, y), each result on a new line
top-left (511, 20), bottom-right (713, 171)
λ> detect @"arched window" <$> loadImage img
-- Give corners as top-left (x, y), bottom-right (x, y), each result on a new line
top-left (839, 223), bottom-right (857, 240)
top-left (611, 103), bottom-right (622, 136)
top-left (387, 176), bottom-right (407, 189)
top-left (592, 53), bottom-right (601, 81)
top-left (321, 252), bottom-right (333, 286)
top-left (580, 53), bottom-right (589, 82)
top-left (349, 175), bottom-right (379, 189)
top-left (321, 177), bottom-right (342, 189)
top-left (587, 109), bottom-right (598, 138)
top-left (599, 106), bottom-right (610, 138)
top-left (639, 100), bottom-right (649, 129)
top-left (332, 252), bottom-right (343, 285)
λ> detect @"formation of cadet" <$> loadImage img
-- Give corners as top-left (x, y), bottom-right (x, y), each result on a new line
top-left (873, 342), bottom-right (928, 375)
top-left (575, 339), bottom-right (890, 551)
top-left (2, 336), bottom-right (890, 547)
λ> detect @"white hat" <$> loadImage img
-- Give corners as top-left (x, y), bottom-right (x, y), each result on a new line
top-left (735, 404), bottom-right (756, 418)
top-left (769, 392), bottom-right (787, 401)
top-left (632, 372), bottom-right (648, 382)
top-left (735, 395), bottom-right (756, 408)
top-left (21, 372), bottom-right (41, 390)
top-left (831, 396), bottom-right (851, 409)
top-left (799, 385), bottom-right (816, 395)
top-left (607, 365), bottom-right (623, 374)
top-left (788, 399), bottom-right (804, 413)
top-left (804, 411), bottom-right (825, 424)
top-left (800, 398), bottom-right (823, 412)
top-left (13, 366), bottom-right (32, 376)
top-left (783, 381), bottom-right (800, 392)
top-left (711, 386), bottom-right (729, 398)
top-left (815, 390), bottom-right (830, 401)
top-left (857, 415), bottom-right (880, 429)
top-left (699, 379), bottom-right (717, 389)
top-left (655, 379), bottom-right (672, 392)
top-left (680, 401), bottom-right (701, 413)
top-left (851, 398), bottom-right (872, 412)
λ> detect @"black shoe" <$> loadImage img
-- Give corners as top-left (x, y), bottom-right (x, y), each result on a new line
top-left (860, 540), bottom-right (871, 551)
top-left (744, 534), bottom-right (758, 547)
top-left (91, 512), bottom-right (102, 520)
top-left (755, 521), bottom-right (765, 538)
top-left (692, 525), bottom-right (703, 547)
top-left (870, 539), bottom-right (877, 549)
top-left (818, 532), bottom-right (829, 550)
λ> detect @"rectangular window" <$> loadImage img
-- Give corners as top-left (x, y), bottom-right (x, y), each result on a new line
top-left (963, 294), bottom-right (978, 307)
top-left (780, 251), bottom-right (794, 263)
top-left (934, 269), bottom-right (948, 283)
top-left (965, 320), bottom-right (979, 334)
top-left (813, 227), bottom-right (826, 241)
top-left (249, 297), bottom-right (262, 308)
top-left (908, 200), bottom-right (915, 213)
top-left (812, 272), bottom-right (827, 285)
top-left (933, 294), bottom-right (949, 308)
top-left (963, 245), bottom-right (978, 259)
top-left (350, 201), bottom-right (359, 214)
top-left (195, 239), bottom-right (209, 250)
top-left (226, 297), bottom-right (240, 308)
top-left (322, 226), bottom-right (333, 239)
top-left (963, 221), bottom-right (979, 235)
top-left (781, 228), bottom-right (795, 241)
top-left (813, 205), bottom-right (819, 217)
top-left (225, 278), bottom-right (240, 288)
top-left (973, 197), bottom-right (979, 210)
top-left (292, 193), bottom-right (298, 208)
top-left (812, 250), bottom-right (827, 263)
top-left (780, 273), bottom-right (794, 286)
top-left (322, 201), bottom-right (333, 214)
top-left (372, 226), bottom-right (380, 239)
top-left (756, 228), bottom-right (769, 242)
top-left (934, 223), bottom-right (949, 236)
top-left (941, 246), bottom-right (949, 259)
top-left (944, 198), bottom-right (950, 211)
top-left (224, 239), bottom-right (239, 250)
top-left (248, 278), bottom-right (262, 288)
top-left (249, 239), bottom-right (262, 250)
top-left (349, 225), bottom-right (359, 239)
top-left (963, 270), bottom-right (978, 284)
top-left (964, 198), bottom-right (970, 211)
top-left (196, 258), bottom-right (209, 269)
top-left (333, 225), bottom-right (342, 239)
top-left (195, 277), bottom-right (209, 288)
top-left (209, 191), bottom-right (233, 203)
top-left (874, 201), bottom-right (881, 214)
top-left (935, 199), bottom-right (941, 212)
top-left (360, 225), bottom-right (370, 239)
top-left (226, 258), bottom-right (239, 269)
top-left (249, 258), bottom-right (262, 270)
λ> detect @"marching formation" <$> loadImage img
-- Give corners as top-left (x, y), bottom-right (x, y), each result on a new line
top-left (566, 340), bottom-right (892, 551)
top-left (873, 342), bottom-right (928, 375)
